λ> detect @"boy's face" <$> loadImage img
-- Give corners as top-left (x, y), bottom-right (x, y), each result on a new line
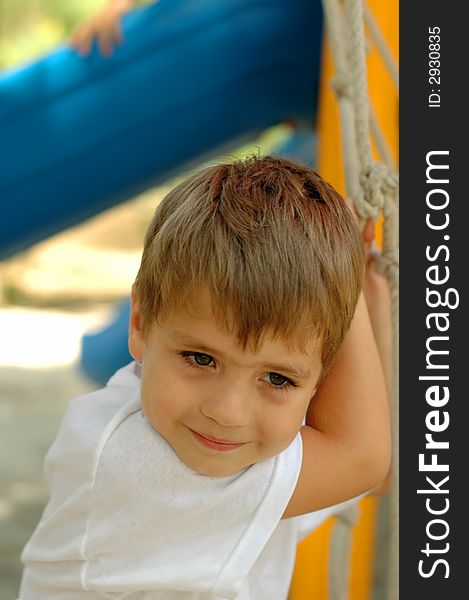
top-left (129, 291), bottom-right (322, 477)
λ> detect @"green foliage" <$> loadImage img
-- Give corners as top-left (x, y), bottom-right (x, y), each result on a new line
top-left (0, 0), bottom-right (104, 69)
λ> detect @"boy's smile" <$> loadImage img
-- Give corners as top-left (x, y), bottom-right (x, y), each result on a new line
top-left (129, 291), bottom-right (322, 477)
top-left (187, 427), bottom-right (248, 451)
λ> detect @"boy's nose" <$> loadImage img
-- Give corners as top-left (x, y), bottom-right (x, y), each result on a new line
top-left (200, 383), bottom-right (251, 427)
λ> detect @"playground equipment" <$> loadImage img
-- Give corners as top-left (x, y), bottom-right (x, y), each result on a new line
top-left (0, 0), bottom-right (323, 260)
top-left (1, 0), bottom-right (398, 597)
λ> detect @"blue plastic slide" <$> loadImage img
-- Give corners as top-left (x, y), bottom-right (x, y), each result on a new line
top-left (0, 0), bottom-right (323, 260)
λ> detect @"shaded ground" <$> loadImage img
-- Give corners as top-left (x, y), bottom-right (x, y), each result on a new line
top-left (0, 362), bottom-right (95, 599)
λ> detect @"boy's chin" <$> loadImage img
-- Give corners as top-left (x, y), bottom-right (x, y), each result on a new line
top-left (180, 454), bottom-right (253, 478)
top-left (171, 436), bottom-right (296, 478)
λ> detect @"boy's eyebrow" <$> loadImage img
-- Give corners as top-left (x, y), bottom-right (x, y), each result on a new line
top-left (172, 332), bottom-right (220, 356)
top-left (261, 363), bottom-right (312, 382)
top-left (171, 331), bottom-right (313, 381)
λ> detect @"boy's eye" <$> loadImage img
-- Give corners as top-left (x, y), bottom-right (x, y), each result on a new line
top-left (180, 351), bottom-right (215, 370)
top-left (193, 353), bottom-right (213, 366)
top-left (180, 352), bottom-right (214, 367)
top-left (266, 372), bottom-right (290, 387)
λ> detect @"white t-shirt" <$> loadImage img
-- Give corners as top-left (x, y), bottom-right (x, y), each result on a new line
top-left (19, 363), bottom-right (357, 600)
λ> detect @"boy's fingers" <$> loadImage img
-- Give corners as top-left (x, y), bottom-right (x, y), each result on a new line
top-left (113, 21), bottom-right (124, 46)
top-left (361, 217), bottom-right (376, 269)
top-left (363, 217), bottom-right (375, 245)
top-left (98, 22), bottom-right (117, 56)
top-left (70, 0), bottom-right (130, 57)
top-left (71, 22), bottom-right (99, 56)
top-left (96, 18), bottom-right (125, 56)
top-left (98, 35), bottom-right (112, 56)
top-left (72, 30), bottom-right (92, 56)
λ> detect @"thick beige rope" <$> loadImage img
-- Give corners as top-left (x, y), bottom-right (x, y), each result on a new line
top-left (320, 1), bottom-right (399, 599)
top-left (369, 101), bottom-right (396, 170)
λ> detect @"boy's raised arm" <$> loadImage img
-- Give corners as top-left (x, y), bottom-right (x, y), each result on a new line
top-left (283, 291), bottom-right (391, 518)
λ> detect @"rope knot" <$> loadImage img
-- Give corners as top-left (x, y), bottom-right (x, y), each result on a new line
top-left (359, 162), bottom-right (397, 219)
top-left (331, 74), bottom-right (352, 99)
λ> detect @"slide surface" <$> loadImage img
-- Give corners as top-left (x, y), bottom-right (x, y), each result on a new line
top-left (0, 0), bottom-right (323, 259)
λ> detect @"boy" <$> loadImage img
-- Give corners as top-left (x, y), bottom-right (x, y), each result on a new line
top-left (19, 156), bottom-right (391, 599)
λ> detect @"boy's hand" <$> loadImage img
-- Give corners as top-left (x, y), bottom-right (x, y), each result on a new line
top-left (71, 0), bottom-right (136, 57)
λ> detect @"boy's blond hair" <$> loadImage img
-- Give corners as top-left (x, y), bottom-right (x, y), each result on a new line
top-left (133, 156), bottom-right (364, 373)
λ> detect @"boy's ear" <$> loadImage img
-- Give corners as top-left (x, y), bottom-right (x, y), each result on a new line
top-left (128, 289), bottom-right (144, 362)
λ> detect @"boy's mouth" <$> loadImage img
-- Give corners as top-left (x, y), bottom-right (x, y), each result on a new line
top-left (187, 427), bottom-right (246, 452)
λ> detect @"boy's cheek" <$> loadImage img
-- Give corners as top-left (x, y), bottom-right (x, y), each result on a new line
top-left (263, 410), bottom-right (307, 451)
top-left (140, 376), bottom-right (190, 425)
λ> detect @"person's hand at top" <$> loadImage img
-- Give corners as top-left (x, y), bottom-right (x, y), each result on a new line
top-left (71, 0), bottom-right (138, 57)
